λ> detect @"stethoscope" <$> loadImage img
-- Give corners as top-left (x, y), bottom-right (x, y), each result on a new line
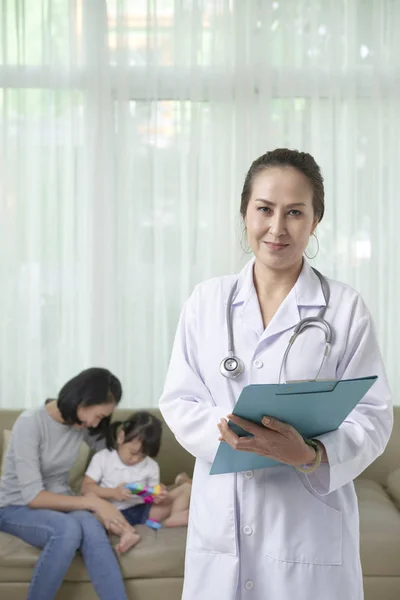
top-left (220, 268), bottom-right (333, 383)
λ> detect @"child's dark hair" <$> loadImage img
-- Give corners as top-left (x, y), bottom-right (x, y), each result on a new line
top-left (56, 367), bottom-right (122, 442)
top-left (107, 411), bottom-right (162, 457)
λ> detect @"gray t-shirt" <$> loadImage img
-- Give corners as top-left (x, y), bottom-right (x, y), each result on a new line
top-left (0, 404), bottom-right (105, 507)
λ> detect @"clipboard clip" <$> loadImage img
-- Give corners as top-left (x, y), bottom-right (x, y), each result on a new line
top-left (275, 379), bottom-right (339, 395)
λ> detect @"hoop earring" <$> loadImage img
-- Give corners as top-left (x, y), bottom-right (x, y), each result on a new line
top-left (305, 233), bottom-right (319, 260)
top-left (240, 227), bottom-right (252, 255)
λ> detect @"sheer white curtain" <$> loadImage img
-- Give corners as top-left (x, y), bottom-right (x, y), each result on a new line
top-left (0, 0), bottom-right (399, 408)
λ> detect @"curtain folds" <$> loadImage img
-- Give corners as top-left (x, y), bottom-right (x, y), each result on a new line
top-left (0, 0), bottom-right (399, 407)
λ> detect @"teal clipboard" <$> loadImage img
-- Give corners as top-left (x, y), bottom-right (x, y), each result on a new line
top-left (210, 375), bottom-right (378, 475)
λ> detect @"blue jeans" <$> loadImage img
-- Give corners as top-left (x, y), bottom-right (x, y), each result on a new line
top-left (0, 505), bottom-right (128, 600)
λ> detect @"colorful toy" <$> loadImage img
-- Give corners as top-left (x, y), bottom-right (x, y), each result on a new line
top-left (125, 483), bottom-right (163, 529)
top-left (124, 483), bottom-right (162, 504)
top-left (145, 518), bottom-right (162, 530)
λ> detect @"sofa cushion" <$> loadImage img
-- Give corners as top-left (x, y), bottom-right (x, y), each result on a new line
top-left (0, 430), bottom-right (11, 477)
top-left (387, 467), bottom-right (400, 509)
top-left (117, 526), bottom-right (186, 579)
top-left (355, 478), bottom-right (400, 576)
top-left (0, 525), bottom-right (186, 583)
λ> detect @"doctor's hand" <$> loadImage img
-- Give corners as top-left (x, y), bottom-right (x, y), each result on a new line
top-left (217, 414), bottom-right (317, 467)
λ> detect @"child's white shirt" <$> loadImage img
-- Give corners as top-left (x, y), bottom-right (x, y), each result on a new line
top-left (85, 449), bottom-right (160, 510)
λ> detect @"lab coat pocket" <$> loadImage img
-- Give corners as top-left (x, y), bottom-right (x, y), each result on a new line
top-left (186, 461), bottom-right (238, 556)
top-left (263, 469), bottom-right (342, 566)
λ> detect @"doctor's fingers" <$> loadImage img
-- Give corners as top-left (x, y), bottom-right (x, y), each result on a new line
top-left (217, 419), bottom-right (236, 441)
top-left (234, 434), bottom-right (278, 457)
top-left (218, 420), bottom-right (241, 449)
top-left (261, 415), bottom-right (294, 436)
top-left (227, 413), bottom-right (296, 443)
top-left (227, 414), bottom-right (265, 436)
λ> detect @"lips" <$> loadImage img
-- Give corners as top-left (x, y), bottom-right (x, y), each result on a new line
top-left (264, 242), bottom-right (289, 250)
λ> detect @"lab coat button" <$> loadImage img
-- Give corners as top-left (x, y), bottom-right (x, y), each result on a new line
top-left (243, 525), bottom-right (253, 535)
top-left (244, 470), bottom-right (254, 479)
top-left (254, 360), bottom-right (263, 368)
top-left (245, 580), bottom-right (254, 591)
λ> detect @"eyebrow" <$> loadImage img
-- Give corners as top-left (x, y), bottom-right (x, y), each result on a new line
top-left (255, 199), bottom-right (307, 208)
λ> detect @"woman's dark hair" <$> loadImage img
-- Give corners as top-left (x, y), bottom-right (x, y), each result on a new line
top-left (240, 148), bottom-right (325, 223)
top-left (57, 367), bottom-right (122, 441)
top-left (107, 411), bottom-right (162, 457)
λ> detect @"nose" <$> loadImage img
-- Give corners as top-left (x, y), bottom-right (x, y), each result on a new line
top-left (268, 210), bottom-right (286, 237)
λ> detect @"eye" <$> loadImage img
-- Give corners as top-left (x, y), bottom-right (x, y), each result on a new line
top-left (288, 209), bottom-right (302, 216)
top-left (257, 206), bottom-right (272, 213)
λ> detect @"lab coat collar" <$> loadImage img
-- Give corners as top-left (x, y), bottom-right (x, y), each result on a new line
top-left (295, 261), bottom-right (328, 309)
top-left (231, 258), bottom-right (256, 307)
top-left (231, 258), bottom-right (327, 338)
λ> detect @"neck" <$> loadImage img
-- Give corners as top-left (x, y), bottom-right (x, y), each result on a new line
top-left (253, 259), bottom-right (303, 299)
top-left (45, 400), bottom-right (65, 424)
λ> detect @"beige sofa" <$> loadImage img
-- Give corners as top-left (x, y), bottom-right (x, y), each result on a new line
top-left (1, 407), bottom-right (400, 600)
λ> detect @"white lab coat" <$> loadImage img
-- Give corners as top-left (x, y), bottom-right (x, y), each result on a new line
top-left (159, 259), bottom-right (393, 600)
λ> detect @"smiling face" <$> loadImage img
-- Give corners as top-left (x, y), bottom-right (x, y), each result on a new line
top-left (244, 166), bottom-right (318, 272)
top-left (76, 401), bottom-right (115, 430)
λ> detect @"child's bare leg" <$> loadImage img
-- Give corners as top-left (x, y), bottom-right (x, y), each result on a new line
top-left (116, 529), bottom-right (141, 554)
top-left (164, 508), bottom-right (189, 528)
top-left (175, 472), bottom-right (192, 486)
top-left (105, 519), bottom-right (141, 554)
top-left (163, 483), bottom-right (191, 527)
top-left (169, 482), bottom-right (191, 514)
top-left (150, 482), bottom-right (191, 527)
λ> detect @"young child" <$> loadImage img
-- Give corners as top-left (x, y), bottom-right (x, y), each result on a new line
top-left (82, 411), bottom-right (191, 553)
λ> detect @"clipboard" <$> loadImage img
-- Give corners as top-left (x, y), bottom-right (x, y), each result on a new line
top-left (210, 375), bottom-right (378, 475)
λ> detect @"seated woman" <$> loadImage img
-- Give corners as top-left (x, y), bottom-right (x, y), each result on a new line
top-left (82, 411), bottom-right (192, 551)
top-left (0, 367), bottom-right (132, 600)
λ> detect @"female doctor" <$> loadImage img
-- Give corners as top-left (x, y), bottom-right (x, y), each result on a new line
top-left (159, 148), bottom-right (393, 600)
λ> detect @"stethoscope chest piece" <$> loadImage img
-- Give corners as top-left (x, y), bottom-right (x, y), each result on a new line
top-left (220, 355), bottom-right (244, 379)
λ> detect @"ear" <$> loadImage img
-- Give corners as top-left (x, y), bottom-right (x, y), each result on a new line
top-left (117, 429), bottom-right (125, 445)
top-left (310, 218), bottom-right (318, 236)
